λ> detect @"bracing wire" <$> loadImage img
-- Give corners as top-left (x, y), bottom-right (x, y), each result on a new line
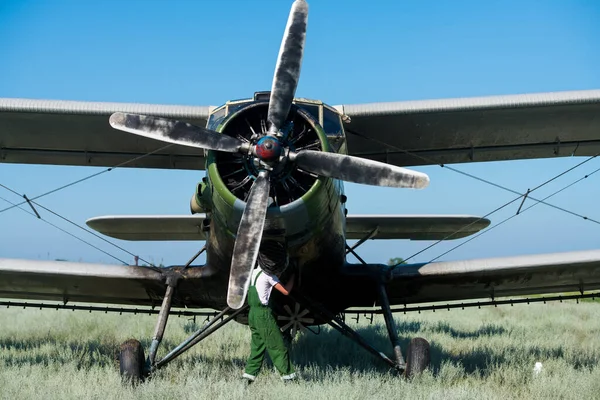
top-left (428, 164), bottom-right (600, 263)
top-left (0, 183), bottom-right (156, 267)
top-left (0, 144), bottom-right (173, 216)
top-left (0, 194), bottom-right (129, 265)
top-left (345, 128), bottom-right (600, 267)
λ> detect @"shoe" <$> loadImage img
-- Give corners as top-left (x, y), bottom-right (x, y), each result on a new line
top-left (281, 372), bottom-right (299, 383)
top-left (242, 372), bottom-right (256, 385)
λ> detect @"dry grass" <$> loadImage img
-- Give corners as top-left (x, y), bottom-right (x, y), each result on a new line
top-left (1, 300), bottom-right (600, 399)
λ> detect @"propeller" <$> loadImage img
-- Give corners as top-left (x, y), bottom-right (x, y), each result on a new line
top-left (267, 0), bottom-right (308, 136)
top-left (109, 113), bottom-right (247, 153)
top-left (108, 0), bottom-right (431, 310)
top-left (292, 150), bottom-right (430, 189)
top-left (226, 171), bottom-right (271, 309)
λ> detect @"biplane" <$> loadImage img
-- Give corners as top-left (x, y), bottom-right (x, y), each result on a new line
top-left (2, 0), bottom-right (600, 382)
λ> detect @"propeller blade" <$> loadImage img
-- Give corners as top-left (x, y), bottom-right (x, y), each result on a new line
top-left (226, 171), bottom-right (271, 309)
top-left (109, 112), bottom-right (245, 153)
top-left (293, 150), bottom-right (430, 189)
top-left (267, 0), bottom-right (308, 134)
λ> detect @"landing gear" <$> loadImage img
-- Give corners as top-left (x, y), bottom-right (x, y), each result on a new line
top-left (404, 337), bottom-right (431, 378)
top-left (377, 284), bottom-right (406, 368)
top-left (291, 285), bottom-right (430, 378)
top-left (377, 284), bottom-right (430, 377)
top-left (116, 257), bottom-right (249, 385)
top-left (118, 339), bottom-right (146, 385)
top-left (344, 234), bottom-right (431, 377)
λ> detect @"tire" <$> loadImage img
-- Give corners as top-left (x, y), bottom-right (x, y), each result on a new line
top-left (119, 339), bottom-right (146, 385)
top-left (404, 337), bottom-right (430, 378)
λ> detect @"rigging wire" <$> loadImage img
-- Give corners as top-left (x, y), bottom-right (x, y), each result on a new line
top-left (345, 128), bottom-right (600, 267)
top-left (394, 153), bottom-right (600, 266)
top-left (0, 194), bottom-right (128, 265)
top-left (0, 183), bottom-right (156, 267)
top-left (346, 128), bottom-right (598, 224)
top-left (0, 144), bottom-right (173, 216)
top-left (428, 164), bottom-right (600, 262)
top-left (0, 118), bottom-right (596, 267)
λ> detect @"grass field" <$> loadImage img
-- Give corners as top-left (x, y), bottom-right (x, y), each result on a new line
top-left (1, 299), bottom-right (600, 399)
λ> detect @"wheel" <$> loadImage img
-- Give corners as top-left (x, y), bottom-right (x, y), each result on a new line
top-left (119, 339), bottom-right (146, 385)
top-left (404, 337), bottom-right (430, 378)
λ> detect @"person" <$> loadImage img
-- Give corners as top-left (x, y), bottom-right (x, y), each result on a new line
top-left (242, 240), bottom-right (297, 383)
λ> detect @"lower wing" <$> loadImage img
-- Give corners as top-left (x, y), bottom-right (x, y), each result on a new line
top-left (0, 258), bottom-right (216, 307)
top-left (341, 249), bottom-right (600, 307)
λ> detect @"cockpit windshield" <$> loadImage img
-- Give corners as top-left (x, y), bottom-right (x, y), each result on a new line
top-left (208, 96), bottom-right (347, 153)
top-left (322, 106), bottom-right (345, 153)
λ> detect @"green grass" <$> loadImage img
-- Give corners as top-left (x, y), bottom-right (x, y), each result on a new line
top-left (1, 300), bottom-right (600, 399)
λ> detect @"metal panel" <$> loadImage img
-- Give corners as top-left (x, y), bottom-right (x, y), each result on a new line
top-left (0, 98), bottom-right (210, 170)
top-left (386, 249), bottom-right (600, 304)
top-left (0, 258), bottom-right (219, 307)
top-left (0, 258), bottom-right (164, 305)
top-left (339, 89), bottom-right (600, 167)
top-left (86, 214), bottom-right (490, 241)
top-left (345, 214), bottom-right (490, 240)
top-left (86, 215), bottom-right (207, 241)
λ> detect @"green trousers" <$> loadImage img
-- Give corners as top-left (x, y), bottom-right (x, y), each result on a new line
top-left (244, 285), bottom-right (294, 377)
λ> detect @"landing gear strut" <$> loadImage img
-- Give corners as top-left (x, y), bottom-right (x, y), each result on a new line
top-left (291, 292), bottom-right (401, 371)
top-left (344, 234), bottom-right (431, 377)
top-left (291, 287), bottom-right (430, 377)
top-left (118, 299), bottom-right (248, 384)
top-left (378, 284), bottom-right (406, 368)
top-left (377, 284), bottom-right (430, 377)
top-left (147, 277), bottom-right (177, 367)
top-left (117, 250), bottom-right (249, 384)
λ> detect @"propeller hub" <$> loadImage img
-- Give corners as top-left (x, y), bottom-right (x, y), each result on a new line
top-left (255, 136), bottom-right (282, 161)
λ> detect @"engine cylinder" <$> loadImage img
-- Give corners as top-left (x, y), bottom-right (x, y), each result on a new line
top-left (215, 103), bottom-right (323, 206)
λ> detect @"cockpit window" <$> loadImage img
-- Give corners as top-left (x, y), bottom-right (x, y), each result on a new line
top-left (322, 107), bottom-right (342, 134)
top-left (207, 106), bottom-right (227, 129)
top-left (322, 107), bottom-right (345, 152)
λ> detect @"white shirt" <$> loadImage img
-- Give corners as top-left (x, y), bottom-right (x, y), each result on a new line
top-left (251, 267), bottom-right (280, 306)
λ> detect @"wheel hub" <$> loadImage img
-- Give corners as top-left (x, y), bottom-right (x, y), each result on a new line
top-left (278, 302), bottom-right (314, 337)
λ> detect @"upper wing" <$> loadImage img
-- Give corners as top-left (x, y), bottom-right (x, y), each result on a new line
top-left (346, 214), bottom-right (490, 240)
top-left (0, 258), bottom-right (216, 307)
top-left (338, 89), bottom-right (600, 167)
top-left (0, 98), bottom-right (210, 170)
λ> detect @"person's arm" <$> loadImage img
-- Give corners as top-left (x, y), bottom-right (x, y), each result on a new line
top-left (273, 274), bottom-right (295, 296)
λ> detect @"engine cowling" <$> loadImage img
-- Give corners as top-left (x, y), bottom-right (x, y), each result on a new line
top-left (214, 102), bottom-right (324, 206)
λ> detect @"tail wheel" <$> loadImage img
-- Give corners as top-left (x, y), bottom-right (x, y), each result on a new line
top-left (404, 337), bottom-right (430, 378)
top-left (119, 339), bottom-right (146, 385)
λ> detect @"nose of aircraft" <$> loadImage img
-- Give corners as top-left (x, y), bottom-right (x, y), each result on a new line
top-left (255, 136), bottom-right (283, 161)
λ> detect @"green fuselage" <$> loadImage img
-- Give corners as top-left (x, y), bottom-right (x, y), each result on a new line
top-left (191, 95), bottom-right (365, 316)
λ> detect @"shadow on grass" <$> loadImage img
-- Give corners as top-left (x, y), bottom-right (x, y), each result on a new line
top-left (288, 322), bottom-right (599, 380)
top-left (428, 322), bottom-right (507, 339)
top-left (0, 336), bottom-right (181, 370)
top-left (1, 321), bottom-right (598, 379)
top-left (1, 336), bottom-right (119, 369)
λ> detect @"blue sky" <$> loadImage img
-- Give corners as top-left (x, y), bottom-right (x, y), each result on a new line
top-left (1, 0), bottom-right (599, 266)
